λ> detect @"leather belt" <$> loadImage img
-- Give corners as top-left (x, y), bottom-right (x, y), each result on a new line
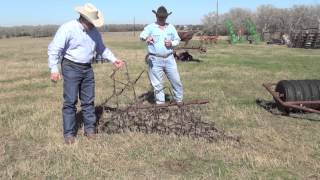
top-left (63, 58), bottom-right (91, 67)
top-left (148, 52), bottom-right (173, 58)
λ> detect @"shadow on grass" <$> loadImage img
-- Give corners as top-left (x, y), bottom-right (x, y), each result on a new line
top-left (177, 58), bottom-right (202, 63)
top-left (75, 106), bottom-right (104, 135)
top-left (95, 92), bottom-right (241, 143)
top-left (74, 92), bottom-right (172, 135)
top-left (256, 98), bottom-right (320, 122)
top-left (137, 90), bottom-right (172, 104)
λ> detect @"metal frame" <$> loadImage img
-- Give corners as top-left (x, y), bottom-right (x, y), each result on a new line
top-left (263, 83), bottom-right (320, 114)
top-left (117, 99), bottom-right (209, 112)
top-left (102, 65), bottom-right (210, 111)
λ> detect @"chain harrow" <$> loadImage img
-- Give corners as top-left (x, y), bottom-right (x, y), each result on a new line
top-left (99, 105), bottom-right (239, 143)
top-left (98, 64), bottom-right (240, 143)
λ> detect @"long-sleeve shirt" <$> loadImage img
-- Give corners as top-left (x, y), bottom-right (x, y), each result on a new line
top-left (140, 22), bottom-right (180, 56)
top-left (48, 20), bottom-right (117, 73)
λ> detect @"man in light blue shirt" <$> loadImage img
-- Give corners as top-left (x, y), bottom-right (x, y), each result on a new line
top-left (140, 6), bottom-right (183, 105)
top-left (48, 3), bottom-right (124, 144)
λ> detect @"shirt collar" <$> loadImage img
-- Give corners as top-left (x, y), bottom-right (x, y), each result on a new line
top-left (77, 19), bottom-right (95, 33)
top-left (76, 20), bottom-right (86, 32)
top-left (154, 22), bottom-right (168, 29)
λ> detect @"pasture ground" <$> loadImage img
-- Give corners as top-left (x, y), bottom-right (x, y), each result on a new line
top-left (0, 32), bottom-right (319, 179)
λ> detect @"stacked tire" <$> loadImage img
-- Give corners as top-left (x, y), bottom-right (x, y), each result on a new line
top-left (275, 80), bottom-right (320, 112)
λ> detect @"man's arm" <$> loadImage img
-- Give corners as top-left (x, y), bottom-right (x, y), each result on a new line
top-left (171, 25), bottom-right (181, 47)
top-left (139, 25), bottom-right (150, 41)
top-left (96, 32), bottom-right (124, 69)
top-left (140, 25), bottom-right (154, 44)
top-left (48, 25), bottom-right (69, 81)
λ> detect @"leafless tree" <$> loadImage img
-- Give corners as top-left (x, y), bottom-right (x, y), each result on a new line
top-left (202, 8), bottom-right (254, 35)
top-left (202, 4), bottom-right (320, 38)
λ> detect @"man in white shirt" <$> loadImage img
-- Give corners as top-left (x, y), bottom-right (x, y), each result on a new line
top-left (140, 6), bottom-right (183, 105)
top-left (48, 3), bottom-right (124, 144)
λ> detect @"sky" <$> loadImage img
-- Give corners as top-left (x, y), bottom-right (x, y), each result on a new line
top-left (0, 0), bottom-right (319, 26)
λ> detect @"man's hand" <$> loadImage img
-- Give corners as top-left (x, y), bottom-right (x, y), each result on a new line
top-left (146, 36), bottom-right (155, 44)
top-left (113, 59), bottom-right (125, 69)
top-left (165, 39), bottom-right (172, 48)
top-left (51, 72), bottom-right (61, 82)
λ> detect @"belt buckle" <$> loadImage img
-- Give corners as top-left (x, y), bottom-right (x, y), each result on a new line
top-left (149, 53), bottom-right (171, 59)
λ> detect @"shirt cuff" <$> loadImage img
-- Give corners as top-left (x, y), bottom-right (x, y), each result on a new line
top-left (172, 40), bottom-right (179, 47)
top-left (108, 56), bottom-right (117, 63)
top-left (102, 49), bottom-right (117, 63)
top-left (139, 34), bottom-right (148, 41)
top-left (50, 65), bottom-right (59, 73)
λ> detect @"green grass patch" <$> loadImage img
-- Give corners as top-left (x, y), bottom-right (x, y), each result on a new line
top-left (1, 33), bottom-right (320, 179)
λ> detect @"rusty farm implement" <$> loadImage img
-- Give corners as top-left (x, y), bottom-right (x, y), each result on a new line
top-left (263, 80), bottom-right (320, 114)
top-left (97, 65), bottom-right (239, 143)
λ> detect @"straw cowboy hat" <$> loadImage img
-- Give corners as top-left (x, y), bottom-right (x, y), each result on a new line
top-left (152, 6), bottom-right (172, 18)
top-left (75, 3), bottom-right (104, 27)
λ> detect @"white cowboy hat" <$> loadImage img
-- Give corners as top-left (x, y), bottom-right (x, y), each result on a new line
top-left (75, 3), bottom-right (104, 27)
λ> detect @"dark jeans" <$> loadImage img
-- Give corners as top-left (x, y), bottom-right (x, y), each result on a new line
top-left (61, 59), bottom-right (96, 138)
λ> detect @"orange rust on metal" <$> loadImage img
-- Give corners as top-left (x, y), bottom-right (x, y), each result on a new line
top-left (118, 99), bottom-right (210, 112)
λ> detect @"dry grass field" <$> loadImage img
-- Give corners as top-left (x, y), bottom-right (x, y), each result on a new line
top-left (0, 32), bottom-right (320, 179)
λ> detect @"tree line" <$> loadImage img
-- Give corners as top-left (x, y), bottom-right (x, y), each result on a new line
top-left (1, 4), bottom-right (319, 40)
top-left (0, 25), bottom-right (58, 38)
top-left (0, 23), bottom-right (204, 39)
top-left (202, 4), bottom-right (320, 36)
top-left (0, 24), bottom-right (148, 39)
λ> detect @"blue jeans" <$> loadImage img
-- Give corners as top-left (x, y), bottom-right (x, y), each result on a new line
top-left (61, 59), bottom-right (96, 138)
top-left (148, 55), bottom-right (183, 104)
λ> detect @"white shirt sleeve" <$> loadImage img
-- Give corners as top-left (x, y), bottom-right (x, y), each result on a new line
top-left (171, 25), bottom-right (181, 47)
top-left (48, 25), bottom-right (69, 73)
top-left (96, 32), bottom-right (117, 63)
top-left (101, 48), bottom-right (117, 63)
top-left (140, 25), bottom-right (151, 41)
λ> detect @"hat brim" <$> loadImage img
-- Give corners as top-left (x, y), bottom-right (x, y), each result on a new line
top-left (152, 10), bottom-right (172, 18)
top-left (75, 6), bottom-right (104, 27)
